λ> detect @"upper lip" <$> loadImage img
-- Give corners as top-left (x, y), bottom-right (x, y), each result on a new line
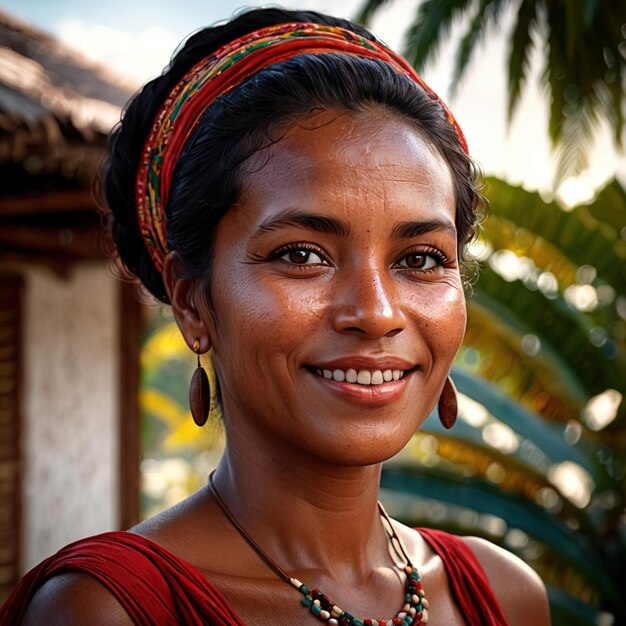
top-left (310, 356), bottom-right (417, 371)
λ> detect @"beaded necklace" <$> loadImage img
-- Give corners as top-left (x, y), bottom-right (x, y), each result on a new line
top-left (208, 473), bottom-right (430, 626)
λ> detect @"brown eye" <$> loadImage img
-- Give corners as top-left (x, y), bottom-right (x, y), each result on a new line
top-left (407, 254), bottom-right (426, 268)
top-left (397, 253), bottom-right (440, 270)
top-left (279, 248), bottom-right (325, 265)
top-left (400, 253), bottom-right (437, 270)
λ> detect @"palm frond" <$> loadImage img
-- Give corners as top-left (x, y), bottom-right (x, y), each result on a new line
top-left (483, 177), bottom-right (626, 292)
top-left (588, 178), bottom-right (626, 233)
top-left (380, 465), bottom-right (620, 603)
top-left (472, 269), bottom-right (624, 398)
top-left (356, 0), bottom-right (625, 188)
top-left (353, 0), bottom-right (394, 26)
top-left (402, 0), bottom-right (473, 71)
top-left (464, 299), bottom-right (588, 418)
top-left (446, 367), bottom-right (611, 483)
top-left (542, 0), bottom-right (624, 182)
top-left (507, 0), bottom-right (538, 121)
top-left (548, 586), bottom-right (612, 626)
top-left (554, 98), bottom-right (601, 182)
top-left (452, 0), bottom-right (509, 96)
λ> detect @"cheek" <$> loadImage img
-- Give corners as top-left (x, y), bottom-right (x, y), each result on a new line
top-left (211, 274), bottom-right (330, 359)
top-left (406, 281), bottom-right (467, 354)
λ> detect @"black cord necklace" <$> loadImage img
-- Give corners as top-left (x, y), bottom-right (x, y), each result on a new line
top-left (208, 472), bottom-right (430, 626)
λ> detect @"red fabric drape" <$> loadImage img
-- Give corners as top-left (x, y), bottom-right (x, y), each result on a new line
top-left (418, 528), bottom-right (509, 626)
top-left (1, 529), bottom-right (508, 625)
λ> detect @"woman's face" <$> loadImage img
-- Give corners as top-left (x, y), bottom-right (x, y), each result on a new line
top-left (204, 110), bottom-right (466, 465)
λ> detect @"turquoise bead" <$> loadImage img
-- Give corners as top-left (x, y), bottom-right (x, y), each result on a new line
top-left (311, 604), bottom-right (321, 616)
top-left (301, 596), bottom-right (312, 607)
top-left (299, 584), bottom-right (309, 595)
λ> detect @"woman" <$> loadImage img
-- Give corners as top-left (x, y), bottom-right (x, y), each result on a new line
top-left (2, 7), bottom-right (550, 626)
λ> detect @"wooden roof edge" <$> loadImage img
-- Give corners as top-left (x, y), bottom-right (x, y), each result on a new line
top-left (0, 9), bottom-right (139, 96)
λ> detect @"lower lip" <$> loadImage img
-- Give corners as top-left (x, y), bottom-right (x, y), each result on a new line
top-left (310, 370), bottom-right (412, 406)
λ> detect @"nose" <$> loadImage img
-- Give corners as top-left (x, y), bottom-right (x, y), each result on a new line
top-left (330, 265), bottom-right (406, 338)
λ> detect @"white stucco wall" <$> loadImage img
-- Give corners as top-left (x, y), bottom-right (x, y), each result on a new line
top-left (20, 264), bottom-right (120, 572)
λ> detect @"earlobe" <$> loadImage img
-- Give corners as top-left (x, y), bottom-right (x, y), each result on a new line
top-left (162, 252), bottom-right (212, 352)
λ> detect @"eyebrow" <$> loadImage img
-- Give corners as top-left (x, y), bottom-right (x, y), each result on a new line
top-left (252, 210), bottom-right (350, 239)
top-left (392, 219), bottom-right (457, 240)
top-left (251, 210), bottom-right (457, 241)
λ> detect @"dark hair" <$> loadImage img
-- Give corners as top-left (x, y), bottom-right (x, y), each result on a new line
top-left (104, 8), bottom-right (482, 304)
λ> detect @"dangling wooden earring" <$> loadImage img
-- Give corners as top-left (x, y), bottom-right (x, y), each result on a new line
top-left (438, 376), bottom-right (458, 429)
top-left (189, 338), bottom-right (210, 427)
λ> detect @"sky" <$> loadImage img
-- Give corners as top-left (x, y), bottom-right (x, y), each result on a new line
top-left (2, 0), bottom-right (624, 203)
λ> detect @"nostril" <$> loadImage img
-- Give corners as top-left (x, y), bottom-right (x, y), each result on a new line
top-left (343, 326), bottom-right (368, 334)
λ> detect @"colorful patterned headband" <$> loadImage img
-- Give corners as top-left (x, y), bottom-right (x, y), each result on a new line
top-left (135, 22), bottom-right (468, 273)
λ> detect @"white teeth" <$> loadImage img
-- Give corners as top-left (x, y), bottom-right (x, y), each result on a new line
top-left (316, 367), bottom-right (406, 385)
top-left (332, 369), bottom-right (345, 382)
top-left (371, 370), bottom-right (384, 385)
top-left (357, 370), bottom-right (372, 385)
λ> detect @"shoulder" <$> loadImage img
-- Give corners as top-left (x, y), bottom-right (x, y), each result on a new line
top-left (17, 531), bottom-right (173, 625)
top-left (461, 535), bottom-right (551, 626)
top-left (22, 572), bottom-right (134, 626)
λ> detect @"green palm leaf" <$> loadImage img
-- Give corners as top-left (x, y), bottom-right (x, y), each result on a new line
top-left (586, 178), bottom-right (626, 234)
top-left (483, 177), bottom-right (626, 291)
top-left (379, 466), bottom-right (620, 604)
top-left (353, 0), bottom-right (394, 26)
top-left (402, 0), bottom-right (474, 71)
top-left (354, 0), bottom-right (625, 182)
top-left (444, 367), bottom-right (612, 486)
top-left (547, 586), bottom-right (611, 626)
top-left (472, 270), bottom-right (624, 398)
top-left (507, 0), bottom-right (538, 120)
top-left (453, 0), bottom-right (508, 96)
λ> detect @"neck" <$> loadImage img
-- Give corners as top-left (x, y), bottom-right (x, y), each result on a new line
top-left (211, 435), bottom-right (389, 580)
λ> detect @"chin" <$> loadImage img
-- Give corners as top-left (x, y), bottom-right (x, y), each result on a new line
top-left (298, 421), bottom-right (419, 468)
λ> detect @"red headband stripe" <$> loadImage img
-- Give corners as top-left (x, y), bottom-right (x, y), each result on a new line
top-left (135, 22), bottom-right (468, 273)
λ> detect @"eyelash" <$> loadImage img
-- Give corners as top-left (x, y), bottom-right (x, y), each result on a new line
top-left (271, 242), bottom-right (329, 268)
top-left (395, 246), bottom-right (449, 272)
top-left (270, 243), bottom-right (449, 271)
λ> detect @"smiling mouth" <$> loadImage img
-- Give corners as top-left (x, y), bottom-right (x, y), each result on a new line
top-left (314, 367), bottom-right (407, 386)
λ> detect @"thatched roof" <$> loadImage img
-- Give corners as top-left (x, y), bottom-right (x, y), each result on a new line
top-left (0, 10), bottom-right (137, 264)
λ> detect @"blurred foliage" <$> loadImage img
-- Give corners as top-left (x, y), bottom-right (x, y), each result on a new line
top-left (355, 0), bottom-right (626, 183)
top-left (140, 310), bottom-right (224, 519)
top-left (139, 179), bottom-right (626, 623)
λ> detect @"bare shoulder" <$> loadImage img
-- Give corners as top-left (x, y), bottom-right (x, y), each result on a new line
top-left (129, 488), bottom-right (224, 566)
top-left (22, 572), bottom-right (133, 626)
top-left (462, 536), bottom-right (551, 626)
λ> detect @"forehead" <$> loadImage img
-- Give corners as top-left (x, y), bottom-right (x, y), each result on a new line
top-left (236, 110), bottom-right (456, 228)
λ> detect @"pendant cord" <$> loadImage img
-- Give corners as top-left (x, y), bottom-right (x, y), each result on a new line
top-left (377, 500), bottom-right (413, 566)
top-left (208, 471), bottom-right (429, 626)
top-left (208, 471), bottom-right (412, 578)
top-left (208, 471), bottom-right (292, 584)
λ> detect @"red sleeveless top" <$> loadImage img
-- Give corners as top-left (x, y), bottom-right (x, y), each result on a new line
top-left (0, 528), bottom-right (508, 625)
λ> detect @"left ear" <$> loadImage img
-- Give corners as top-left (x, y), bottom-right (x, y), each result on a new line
top-left (162, 251), bottom-right (212, 353)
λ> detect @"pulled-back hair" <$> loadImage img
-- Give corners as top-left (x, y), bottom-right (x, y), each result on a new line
top-left (104, 8), bottom-right (481, 303)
